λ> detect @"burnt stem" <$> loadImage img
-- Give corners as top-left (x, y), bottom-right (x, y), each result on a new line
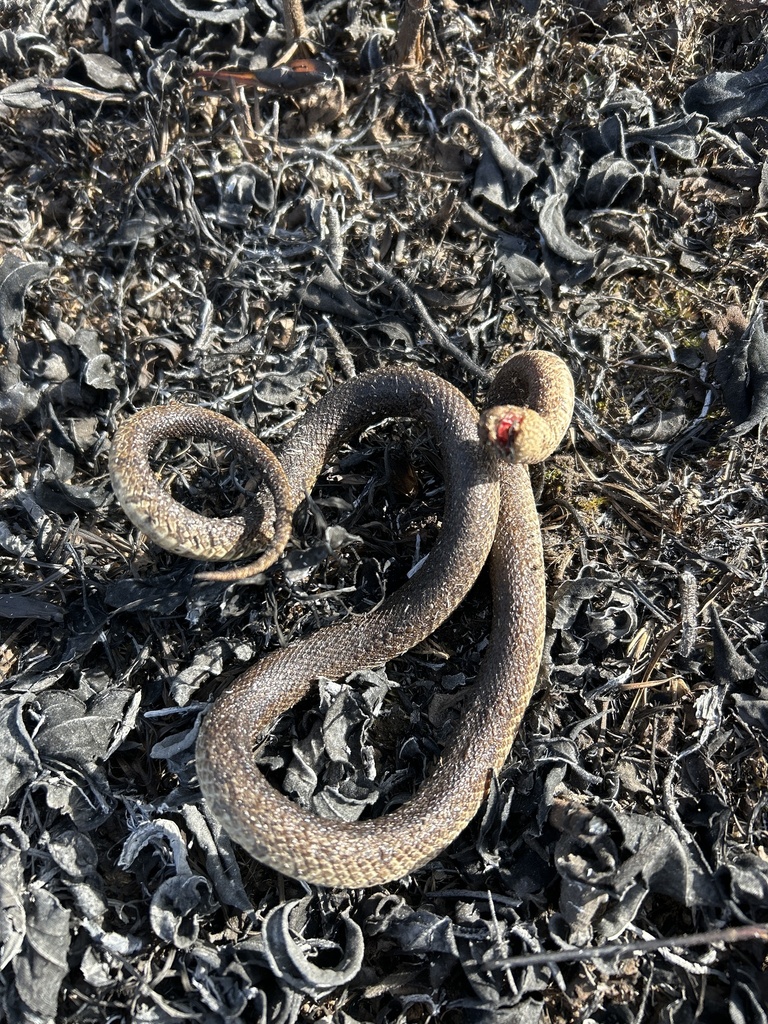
top-left (283, 0), bottom-right (308, 45)
top-left (395, 0), bottom-right (431, 67)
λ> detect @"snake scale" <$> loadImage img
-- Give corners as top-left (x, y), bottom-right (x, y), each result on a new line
top-left (110, 352), bottom-right (574, 887)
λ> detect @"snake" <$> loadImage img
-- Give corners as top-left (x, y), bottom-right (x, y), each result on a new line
top-left (109, 352), bottom-right (574, 888)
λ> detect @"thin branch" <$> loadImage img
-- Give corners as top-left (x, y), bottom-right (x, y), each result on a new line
top-left (477, 925), bottom-right (768, 972)
top-left (395, 0), bottom-right (431, 67)
top-left (367, 259), bottom-right (492, 383)
top-left (282, 0), bottom-right (308, 46)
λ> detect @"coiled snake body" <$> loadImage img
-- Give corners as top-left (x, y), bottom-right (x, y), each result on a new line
top-left (110, 352), bottom-right (574, 887)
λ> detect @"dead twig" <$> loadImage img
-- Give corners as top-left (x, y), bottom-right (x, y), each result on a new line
top-left (283, 0), bottom-right (308, 47)
top-left (367, 258), bottom-right (492, 383)
top-left (395, 0), bottom-right (431, 67)
top-left (481, 924), bottom-right (768, 972)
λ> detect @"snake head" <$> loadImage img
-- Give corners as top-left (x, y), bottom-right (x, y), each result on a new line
top-left (480, 405), bottom-right (549, 465)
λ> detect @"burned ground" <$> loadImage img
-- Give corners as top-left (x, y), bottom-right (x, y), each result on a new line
top-left (1, 1), bottom-right (767, 1022)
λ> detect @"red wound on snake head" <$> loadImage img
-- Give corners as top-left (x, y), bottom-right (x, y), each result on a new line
top-left (495, 410), bottom-right (524, 451)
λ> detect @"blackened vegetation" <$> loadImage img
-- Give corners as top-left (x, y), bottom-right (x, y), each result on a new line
top-left (0, 1), bottom-right (767, 1022)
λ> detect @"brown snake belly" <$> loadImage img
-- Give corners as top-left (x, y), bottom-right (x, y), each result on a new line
top-left (109, 352), bottom-right (574, 887)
